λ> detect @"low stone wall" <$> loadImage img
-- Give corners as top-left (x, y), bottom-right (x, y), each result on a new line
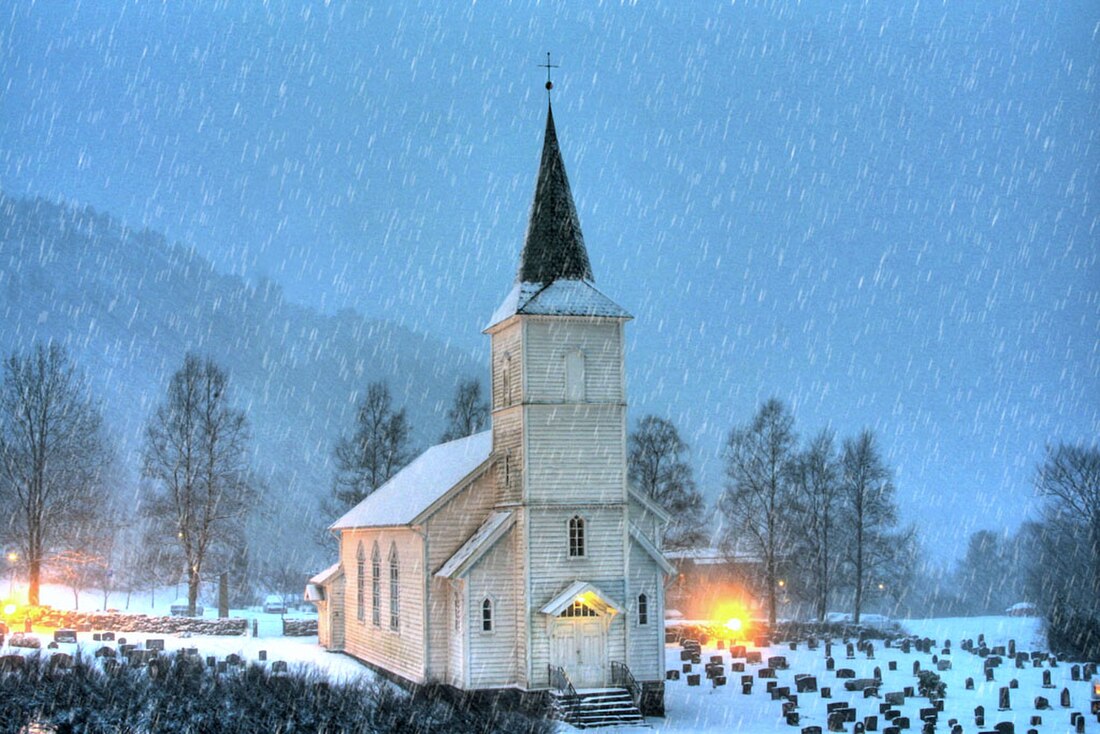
top-left (22, 607), bottom-right (248, 636)
top-left (281, 618), bottom-right (318, 637)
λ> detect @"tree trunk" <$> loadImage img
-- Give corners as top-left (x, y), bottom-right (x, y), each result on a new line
top-left (28, 557), bottom-right (40, 606)
top-left (188, 568), bottom-right (201, 616)
top-left (853, 528), bottom-right (864, 624)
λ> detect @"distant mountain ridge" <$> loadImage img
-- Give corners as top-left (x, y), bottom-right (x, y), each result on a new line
top-left (0, 193), bottom-right (483, 572)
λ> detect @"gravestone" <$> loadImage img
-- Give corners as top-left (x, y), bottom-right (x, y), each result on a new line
top-left (770, 656), bottom-right (790, 670)
top-left (885, 692), bottom-right (905, 706)
top-left (146, 638), bottom-right (165, 652)
top-left (687, 673), bottom-right (701, 686)
top-left (993, 722), bottom-right (1014, 734)
top-left (747, 651), bottom-right (763, 664)
top-left (790, 642), bottom-right (798, 651)
top-left (713, 675), bottom-right (727, 687)
top-left (93, 633), bottom-right (102, 642)
top-left (1010, 678), bottom-right (1018, 689)
top-left (874, 666), bottom-right (882, 681)
top-left (759, 667), bottom-right (776, 679)
top-left (682, 663), bottom-right (692, 673)
top-left (711, 654), bottom-right (724, 665)
top-left (998, 687), bottom-right (1011, 711)
top-left (1035, 694), bottom-right (1050, 708)
top-left (742, 682), bottom-right (753, 694)
top-left (732, 645), bottom-right (747, 658)
top-left (1060, 688), bottom-right (1071, 708)
top-left (889, 661), bottom-right (898, 671)
top-left (826, 642), bottom-right (833, 658)
top-left (865, 715), bottom-right (878, 731)
top-left (837, 668), bottom-right (856, 679)
top-left (94, 646), bottom-right (115, 658)
top-left (826, 657), bottom-right (836, 671)
top-left (864, 687), bottom-right (880, 698)
top-left (847, 642), bottom-right (856, 659)
top-left (913, 661), bottom-right (921, 674)
top-left (258, 650), bottom-right (267, 662)
top-left (1071, 665), bottom-right (1081, 681)
top-left (802, 727), bottom-right (823, 734)
top-left (718, 640), bottom-right (725, 650)
top-left (731, 662), bottom-right (745, 672)
top-left (827, 712), bottom-right (846, 732)
top-left (893, 716), bottom-right (910, 730)
top-left (1029, 715), bottom-right (1042, 726)
top-left (680, 650), bottom-right (693, 661)
top-left (966, 677), bottom-right (974, 690)
top-left (985, 667), bottom-right (995, 682)
top-left (821, 687), bottom-right (831, 699)
top-left (666, 670), bottom-right (680, 680)
top-left (866, 643), bottom-right (875, 659)
top-left (786, 712), bottom-right (800, 726)
top-left (796, 675), bottom-right (818, 693)
top-left (937, 660), bottom-right (951, 671)
top-left (975, 705), bottom-right (985, 727)
top-left (1008, 639), bottom-right (1015, 657)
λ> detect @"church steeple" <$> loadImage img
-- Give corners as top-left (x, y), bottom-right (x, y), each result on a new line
top-left (517, 102), bottom-right (593, 285)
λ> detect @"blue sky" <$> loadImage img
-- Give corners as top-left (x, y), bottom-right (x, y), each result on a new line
top-left (3, 1), bottom-right (1097, 564)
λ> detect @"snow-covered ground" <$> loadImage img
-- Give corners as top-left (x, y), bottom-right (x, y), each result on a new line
top-left (3, 593), bottom-right (1097, 734)
top-left (621, 615), bottom-right (1098, 734)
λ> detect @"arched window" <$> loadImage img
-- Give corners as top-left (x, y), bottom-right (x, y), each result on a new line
top-left (565, 349), bottom-right (585, 402)
top-left (355, 543), bottom-right (366, 622)
top-left (568, 515), bottom-right (585, 558)
top-left (370, 542), bottom-right (381, 626)
top-left (389, 543), bottom-right (400, 630)
top-left (501, 353), bottom-right (513, 407)
top-left (481, 598), bottom-right (494, 632)
top-left (638, 593), bottom-right (649, 626)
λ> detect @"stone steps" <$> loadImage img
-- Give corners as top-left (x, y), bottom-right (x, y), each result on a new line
top-left (551, 687), bottom-right (646, 729)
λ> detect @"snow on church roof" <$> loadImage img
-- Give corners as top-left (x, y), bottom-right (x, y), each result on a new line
top-left (435, 510), bottom-right (515, 579)
top-left (331, 430), bottom-right (492, 529)
top-left (486, 279), bottom-right (630, 329)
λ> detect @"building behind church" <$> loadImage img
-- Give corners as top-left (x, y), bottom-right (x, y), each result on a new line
top-left (307, 98), bottom-right (671, 720)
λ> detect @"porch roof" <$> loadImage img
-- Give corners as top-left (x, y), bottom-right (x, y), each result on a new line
top-left (539, 580), bottom-right (624, 617)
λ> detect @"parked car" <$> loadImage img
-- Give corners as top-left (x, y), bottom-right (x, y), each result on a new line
top-left (262, 595), bottom-right (287, 614)
top-left (169, 599), bottom-right (204, 617)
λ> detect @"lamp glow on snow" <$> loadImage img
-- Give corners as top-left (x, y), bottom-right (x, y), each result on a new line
top-left (712, 600), bottom-right (751, 638)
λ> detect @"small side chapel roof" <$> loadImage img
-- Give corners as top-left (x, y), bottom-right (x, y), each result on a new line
top-left (309, 562), bottom-right (343, 586)
top-left (434, 511), bottom-right (515, 579)
top-left (331, 431), bottom-right (492, 530)
top-left (540, 580), bottom-right (624, 617)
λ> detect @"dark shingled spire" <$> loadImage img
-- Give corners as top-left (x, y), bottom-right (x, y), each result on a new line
top-left (517, 102), bottom-right (593, 284)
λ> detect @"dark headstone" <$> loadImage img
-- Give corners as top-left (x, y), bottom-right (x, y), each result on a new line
top-left (847, 642), bottom-right (856, 659)
top-left (687, 673), bottom-right (701, 686)
top-left (865, 716), bottom-right (878, 732)
top-left (937, 659), bottom-right (952, 671)
top-left (904, 686), bottom-right (915, 698)
top-left (206, 655), bottom-right (216, 668)
top-left (258, 649), bottom-right (267, 662)
top-left (796, 675), bottom-right (818, 693)
top-left (1010, 678), bottom-right (1019, 689)
top-left (666, 669), bottom-right (680, 680)
top-left (747, 651), bottom-right (763, 664)
top-left (889, 661), bottom-right (898, 671)
top-left (986, 667), bottom-right (995, 682)
top-left (828, 712), bottom-right (846, 732)
top-left (1035, 697), bottom-right (1051, 710)
top-left (731, 662), bottom-right (745, 672)
top-left (786, 712), bottom-right (801, 727)
top-left (93, 633), bottom-right (102, 642)
top-left (837, 668), bottom-right (856, 679)
top-left (894, 717), bottom-right (910, 730)
top-left (885, 692), bottom-right (905, 706)
top-left (966, 677), bottom-right (975, 690)
top-left (874, 666), bottom-right (883, 681)
top-left (1029, 716), bottom-right (1042, 726)
top-left (821, 686), bottom-right (831, 699)
top-left (884, 709), bottom-right (901, 721)
top-left (998, 686), bottom-right (1011, 711)
top-left (742, 683), bottom-right (753, 694)
top-left (681, 650), bottom-right (694, 661)
top-left (682, 662), bottom-right (692, 673)
top-left (759, 667), bottom-right (776, 679)
top-left (914, 660), bottom-right (921, 674)
top-left (711, 654), bottom-right (724, 664)
top-left (1061, 688), bottom-right (1071, 708)
top-left (993, 722), bottom-right (1013, 734)
top-left (790, 641), bottom-right (798, 651)
top-left (1071, 664), bottom-right (1081, 681)
top-left (732, 645), bottom-right (747, 658)
top-left (975, 706), bottom-right (985, 727)
top-left (770, 656), bottom-right (790, 670)
top-left (920, 708), bottom-right (937, 723)
top-left (826, 656), bottom-right (836, 671)
top-left (146, 638), bottom-right (165, 652)
top-left (101, 632), bottom-right (115, 641)
top-left (94, 646), bottom-right (115, 658)
top-left (802, 727), bottom-right (823, 734)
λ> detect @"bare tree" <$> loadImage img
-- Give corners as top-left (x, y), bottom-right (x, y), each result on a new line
top-left (628, 414), bottom-right (706, 549)
top-left (141, 354), bottom-right (256, 616)
top-left (1031, 443), bottom-right (1100, 658)
top-left (838, 430), bottom-right (900, 624)
top-left (0, 343), bottom-right (112, 606)
top-left (720, 398), bottom-right (798, 627)
top-left (441, 378), bottom-right (489, 443)
top-left (331, 381), bottom-right (412, 513)
top-left (790, 429), bottom-right (841, 622)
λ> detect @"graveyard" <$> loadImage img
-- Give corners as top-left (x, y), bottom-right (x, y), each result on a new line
top-left (1, 598), bottom-right (1098, 733)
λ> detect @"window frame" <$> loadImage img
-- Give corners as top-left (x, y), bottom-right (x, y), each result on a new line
top-left (480, 597), bottom-right (494, 633)
top-left (568, 515), bottom-right (586, 558)
top-left (355, 542), bottom-right (366, 622)
top-left (370, 541), bottom-right (381, 627)
top-left (637, 592), bottom-right (649, 626)
top-left (388, 543), bottom-right (400, 631)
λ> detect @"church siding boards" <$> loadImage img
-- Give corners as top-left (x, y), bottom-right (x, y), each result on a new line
top-left (466, 527), bottom-right (521, 688)
top-left (524, 319), bottom-right (623, 403)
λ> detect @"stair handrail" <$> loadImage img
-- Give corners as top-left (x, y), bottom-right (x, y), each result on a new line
top-left (548, 664), bottom-right (577, 699)
top-left (610, 660), bottom-right (641, 709)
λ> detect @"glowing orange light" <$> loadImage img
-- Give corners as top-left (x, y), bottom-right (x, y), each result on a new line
top-left (725, 617), bottom-right (744, 634)
top-left (2, 603), bottom-right (16, 617)
top-left (1093, 679), bottom-right (1100, 697)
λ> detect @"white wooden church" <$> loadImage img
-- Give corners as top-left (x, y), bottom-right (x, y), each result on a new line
top-left (307, 98), bottom-right (672, 718)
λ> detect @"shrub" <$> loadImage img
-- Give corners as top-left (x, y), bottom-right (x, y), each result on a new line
top-left (916, 670), bottom-right (946, 699)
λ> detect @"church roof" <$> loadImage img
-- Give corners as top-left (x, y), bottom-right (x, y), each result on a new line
top-left (330, 430), bottom-right (492, 529)
top-left (434, 510), bottom-right (515, 579)
top-left (518, 102), bottom-right (592, 285)
top-left (486, 103), bottom-right (628, 331)
top-left (485, 279), bottom-right (630, 329)
top-left (539, 580), bottom-right (624, 617)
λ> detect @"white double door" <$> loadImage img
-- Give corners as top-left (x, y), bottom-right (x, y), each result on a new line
top-left (552, 617), bottom-right (607, 688)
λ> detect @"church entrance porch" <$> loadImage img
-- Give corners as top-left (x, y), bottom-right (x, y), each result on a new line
top-left (551, 609), bottom-right (608, 687)
top-left (540, 581), bottom-right (623, 690)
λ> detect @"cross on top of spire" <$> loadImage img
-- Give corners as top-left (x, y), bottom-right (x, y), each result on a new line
top-left (539, 52), bottom-right (559, 97)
